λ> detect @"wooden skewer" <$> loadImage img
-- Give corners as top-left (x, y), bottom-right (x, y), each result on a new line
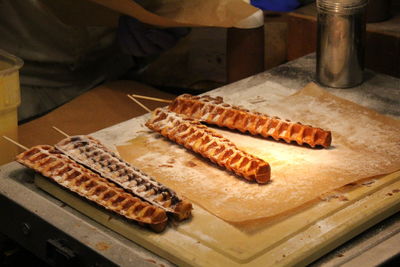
top-left (127, 94), bottom-right (152, 113)
top-left (52, 126), bottom-right (70, 138)
top-left (128, 94), bottom-right (172, 104)
top-left (2, 136), bottom-right (28, 151)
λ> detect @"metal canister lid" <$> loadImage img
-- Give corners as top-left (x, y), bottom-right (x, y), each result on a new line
top-left (317, 0), bottom-right (369, 14)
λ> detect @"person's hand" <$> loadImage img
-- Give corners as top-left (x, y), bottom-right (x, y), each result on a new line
top-left (117, 15), bottom-right (190, 57)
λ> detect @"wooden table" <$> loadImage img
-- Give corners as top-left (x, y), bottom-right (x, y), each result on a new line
top-left (18, 80), bottom-right (177, 148)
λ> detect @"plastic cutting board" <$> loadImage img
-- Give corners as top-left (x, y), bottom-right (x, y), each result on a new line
top-left (35, 169), bottom-right (400, 266)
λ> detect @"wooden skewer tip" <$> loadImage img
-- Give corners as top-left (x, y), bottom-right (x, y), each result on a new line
top-left (128, 94), bottom-right (172, 104)
top-left (51, 126), bottom-right (70, 137)
top-left (2, 136), bottom-right (28, 151)
top-left (127, 95), bottom-right (152, 113)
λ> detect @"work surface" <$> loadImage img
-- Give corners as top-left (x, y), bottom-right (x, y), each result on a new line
top-left (2, 54), bottom-right (400, 266)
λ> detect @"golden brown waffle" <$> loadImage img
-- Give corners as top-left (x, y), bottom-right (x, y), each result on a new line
top-left (16, 145), bottom-right (168, 232)
top-left (146, 108), bottom-right (271, 184)
top-left (55, 135), bottom-right (192, 221)
top-left (169, 94), bottom-right (332, 148)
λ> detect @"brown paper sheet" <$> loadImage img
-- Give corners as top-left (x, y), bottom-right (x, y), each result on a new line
top-left (88, 0), bottom-right (258, 27)
top-left (117, 83), bottom-right (400, 222)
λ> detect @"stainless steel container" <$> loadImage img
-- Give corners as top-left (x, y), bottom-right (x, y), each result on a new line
top-left (316, 0), bottom-right (368, 88)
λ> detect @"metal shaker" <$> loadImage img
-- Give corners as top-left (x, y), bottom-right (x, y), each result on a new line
top-left (316, 0), bottom-right (368, 88)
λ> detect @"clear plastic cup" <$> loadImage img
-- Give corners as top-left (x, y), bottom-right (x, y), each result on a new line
top-left (0, 49), bottom-right (23, 165)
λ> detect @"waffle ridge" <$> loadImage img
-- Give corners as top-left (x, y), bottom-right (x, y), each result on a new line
top-left (55, 135), bottom-right (192, 221)
top-left (146, 108), bottom-right (271, 184)
top-left (168, 94), bottom-right (332, 148)
top-left (16, 145), bottom-right (168, 231)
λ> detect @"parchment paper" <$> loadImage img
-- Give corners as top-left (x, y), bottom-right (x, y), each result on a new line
top-left (117, 83), bottom-right (400, 222)
top-left (88, 0), bottom-right (258, 27)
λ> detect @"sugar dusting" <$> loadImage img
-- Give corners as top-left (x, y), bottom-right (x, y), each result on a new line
top-left (116, 83), bottom-right (400, 222)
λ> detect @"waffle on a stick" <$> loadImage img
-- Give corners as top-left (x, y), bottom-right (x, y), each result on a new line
top-left (16, 145), bottom-right (168, 232)
top-left (168, 94), bottom-right (332, 148)
top-left (55, 135), bottom-right (192, 221)
top-left (146, 108), bottom-right (271, 184)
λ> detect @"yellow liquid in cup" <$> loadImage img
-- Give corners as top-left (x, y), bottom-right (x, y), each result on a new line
top-left (0, 60), bottom-right (21, 165)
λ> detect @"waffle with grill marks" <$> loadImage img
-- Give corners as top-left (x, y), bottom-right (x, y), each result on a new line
top-left (168, 94), bottom-right (332, 148)
top-left (16, 145), bottom-right (168, 232)
top-left (55, 135), bottom-right (192, 221)
top-left (146, 108), bottom-right (271, 184)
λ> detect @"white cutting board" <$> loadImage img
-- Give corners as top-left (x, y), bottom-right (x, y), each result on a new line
top-left (35, 169), bottom-right (400, 266)
top-left (35, 80), bottom-right (400, 266)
